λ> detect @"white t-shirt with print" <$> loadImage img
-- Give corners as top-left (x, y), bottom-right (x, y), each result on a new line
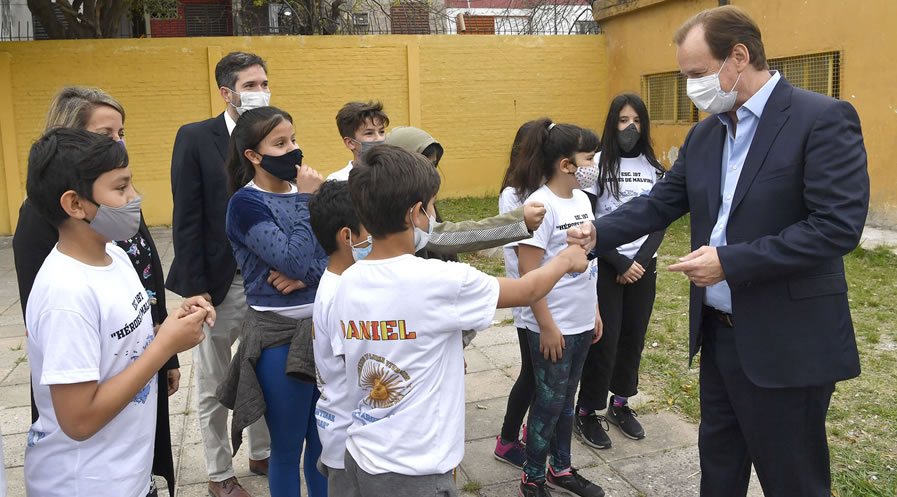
top-left (24, 244), bottom-right (157, 497)
top-left (333, 255), bottom-right (499, 476)
top-left (327, 160), bottom-right (354, 182)
top-left (312, 269), bottom-right (352, 470)
top-left (585, 154), bottom-right (660, 259)
top-left (499, 186), bottom-right (526, 329)
top-left (519, 185), bottom-right (598, 334)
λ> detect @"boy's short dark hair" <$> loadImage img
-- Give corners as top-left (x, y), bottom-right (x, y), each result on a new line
top-left (336, 101), bottom-right (389, 140)
top-left (309, 180), bottom-right (362, 256)
top-left (26, 128), bottom-right (128, 227)
top-left (348, 144), bottom-right (440, 238)
top-left (215, 52), bottom-right (267, 90)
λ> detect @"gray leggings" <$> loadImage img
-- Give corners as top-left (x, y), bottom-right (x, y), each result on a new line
top-left (343, 451), bottom-right (458, 497)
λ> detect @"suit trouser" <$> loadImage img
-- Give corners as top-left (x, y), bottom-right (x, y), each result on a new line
top-left (577, 258), bottom-right (656, 412)
top-left (699, 310), bottom-right (835, 497)
top-left (193, 276), bottom-right (271, 481)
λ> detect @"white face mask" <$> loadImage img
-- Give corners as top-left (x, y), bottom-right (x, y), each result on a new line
top-left (411, 206), bottom-right (436, 252)
top-left (228, 89), bottom-right (271, 115)
top-left (686, 56), bottom-right (742, 114)
top-left (574, 163), bottom-right (601, 190)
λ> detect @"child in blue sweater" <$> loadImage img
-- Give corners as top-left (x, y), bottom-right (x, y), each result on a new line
top-left (223, 106), bottom-right (328, 497)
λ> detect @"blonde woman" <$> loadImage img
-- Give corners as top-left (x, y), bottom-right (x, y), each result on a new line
top-left (13, 86), bottom-right (179, 496)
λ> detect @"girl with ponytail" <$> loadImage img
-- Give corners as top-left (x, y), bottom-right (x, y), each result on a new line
top-left (512, 119), bottom-right (607, 497)
top-left (219, 106), bottom-right (329, 497)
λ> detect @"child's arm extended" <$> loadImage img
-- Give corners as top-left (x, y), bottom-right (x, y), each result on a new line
top-left (427, 203), bottom-right (546, 255)
top-left (501, 244), bottom-right (573, 363)
top-left (49, 298), bottom-right (210, 441)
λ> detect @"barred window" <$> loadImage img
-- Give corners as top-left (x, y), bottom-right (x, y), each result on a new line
top-left (641, 71), bottom-right (698, 123)
top-left (769, 51), bottom-right (840, 99)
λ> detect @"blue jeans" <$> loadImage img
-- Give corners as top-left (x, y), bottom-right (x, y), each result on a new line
top-left (523, 329), bottom-right (592, 482)
top-left (256, 344), bottom-right (327, 497)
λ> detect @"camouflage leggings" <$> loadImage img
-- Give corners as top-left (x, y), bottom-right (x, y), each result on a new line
top-left (523, 329), bottom-right (593, 482)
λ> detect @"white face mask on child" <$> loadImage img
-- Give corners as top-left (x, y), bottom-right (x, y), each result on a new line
top-left (412, 206), bottom-right (436, 252)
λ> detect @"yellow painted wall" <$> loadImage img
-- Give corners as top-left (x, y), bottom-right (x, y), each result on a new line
top-left (0, 34), bottom-right (608, 233)
top-left (596, 0), bottom-right (897, 226)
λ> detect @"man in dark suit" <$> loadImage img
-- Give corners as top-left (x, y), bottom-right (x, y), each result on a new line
top-left (569, 6), bottom-right (868, 497)
top-left (166, 51), bottom-right (272, 497)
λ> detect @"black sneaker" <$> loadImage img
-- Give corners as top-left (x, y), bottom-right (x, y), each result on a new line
top-left (606, 397), bottom-right (645, 440)
top-left (546, 466), bottom-right (605, 497)
top-left (518, 475), bottom-right (553, 497)
top-left (574, 411), bottom-right (612, 449)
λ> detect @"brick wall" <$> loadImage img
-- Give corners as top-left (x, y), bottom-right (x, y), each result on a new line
top-left (150, 0), bottom-right (232, 38)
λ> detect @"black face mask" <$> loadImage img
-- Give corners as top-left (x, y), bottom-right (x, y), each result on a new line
top-left (617, 123), bottom-right (640, 154)
top-left (259, 148), bottom-right (303, 182)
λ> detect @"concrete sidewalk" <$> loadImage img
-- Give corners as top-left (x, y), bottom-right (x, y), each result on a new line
top-left (2, 225), bottom-right (895, 496)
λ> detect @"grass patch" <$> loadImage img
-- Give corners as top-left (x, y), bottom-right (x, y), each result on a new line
top-left (437, 195), bottom-right (499, 223)
top-left (8, 342), bottom-right (22, 351)
top-left (441, 196), bottom-right (897, 494)
top-left (460, 480), bottom-right (483, 493)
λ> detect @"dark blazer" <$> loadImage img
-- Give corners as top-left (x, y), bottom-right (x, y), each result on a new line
top-left (13, 199), bottom-right (179, 493)
top-left (165, 113), bottom-right (236, 305)
top-left (592, 77), bottom-right (869, 389)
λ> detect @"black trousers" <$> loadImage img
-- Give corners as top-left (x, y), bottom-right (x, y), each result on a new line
top-left (500, 328), bottom-right (535, 442)
top-left (699, 308), bottom-right (836, 497)
top-left (577, 257), bottom-right (656, 412)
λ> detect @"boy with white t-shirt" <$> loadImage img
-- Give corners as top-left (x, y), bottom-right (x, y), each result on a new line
top-left (331, 145), bottom-right (588, 497)
top-left (23, 128), bottom-right (211, 497)
top-left (327, 101), bottom-right (388, 181)
top-left (307, 180), bottom-right (374, 494)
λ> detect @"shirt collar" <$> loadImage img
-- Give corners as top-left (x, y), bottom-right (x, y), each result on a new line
top-left (718, 70), bottom-right (781, 125)
top-left (224, 110), bottom-right (237, 136)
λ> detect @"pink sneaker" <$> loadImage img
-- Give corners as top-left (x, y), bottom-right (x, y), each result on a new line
top-left (494, 435), bottom-right (527, 469)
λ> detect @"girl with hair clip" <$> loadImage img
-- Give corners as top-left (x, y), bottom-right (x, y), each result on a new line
top-left (12, 86), bottom-right (180, 497)
top-left (493, 119), bottom-right (541, 469)
top-left (512, 119), bottom-right (606, 497)
top-left (573, 94), bottom-right (667, 449)
top-left (216, 106), bottom-right (328, 497)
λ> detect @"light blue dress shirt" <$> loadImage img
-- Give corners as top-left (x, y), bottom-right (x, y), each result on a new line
top-left (705, 71), bottom-right (781, 313)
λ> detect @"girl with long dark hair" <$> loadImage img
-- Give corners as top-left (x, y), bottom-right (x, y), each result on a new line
top-left (574, 94), bottom-right (666, 449)
top-left (216, 106), bottom-right (328, 497)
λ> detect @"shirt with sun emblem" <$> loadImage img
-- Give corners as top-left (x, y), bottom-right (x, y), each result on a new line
top-left (333, 254), bottom-right (499, 475)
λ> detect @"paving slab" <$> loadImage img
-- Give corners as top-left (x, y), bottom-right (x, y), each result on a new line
top-left (465, 369), bottom-right (516, 403)
top-left (464, 347), bottom-right (495, 374)
top-left (2, 432), bottom-right (26, 468)
top-left (595, 411), bottom-right (699, 463)
top-left (0, 383), bottom-right (30, 409)
top-left (479, 342), bottom-right (524, 370)
top-left (1, 362), bottom-right (30, 386)
top-left (465, 396), bottom-right (513, 441)
top-left (472, 325), bottom-right (520, 348)
top-left (0, 324), bottom-right (24, 339)
top-left (0, 406), bottom-right (32, 435)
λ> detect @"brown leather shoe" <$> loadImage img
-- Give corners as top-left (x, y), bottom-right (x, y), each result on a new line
top-left (208, 477), bottom-right (250, 497)
top-left (249, 457), bottom-right (269, 477)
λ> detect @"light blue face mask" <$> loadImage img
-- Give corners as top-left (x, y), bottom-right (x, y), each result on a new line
top-left (350, 232), bottom-right (373, 262)
top-left (411, 206), bottom-right (436, 252)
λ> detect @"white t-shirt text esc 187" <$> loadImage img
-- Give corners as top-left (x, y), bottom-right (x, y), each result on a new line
top-left (25, 244), bottom-right (157, 497)
top-left (519, 185), bottom-right (598, 334)
top-left (332, 255), bottom-right (500, 476)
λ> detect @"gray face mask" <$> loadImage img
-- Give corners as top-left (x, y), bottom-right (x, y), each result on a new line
top-left (85, 196), bottom-right (142, 241)
top-left (617, 123), bottom-right (641, 154)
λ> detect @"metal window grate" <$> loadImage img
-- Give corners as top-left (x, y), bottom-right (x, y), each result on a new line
top-left (769, 51), bottom-right (840, 99)
top-left (184, 3), bottom-right (229, 37)
top-left (641, 71), bottom-right (698, 123)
